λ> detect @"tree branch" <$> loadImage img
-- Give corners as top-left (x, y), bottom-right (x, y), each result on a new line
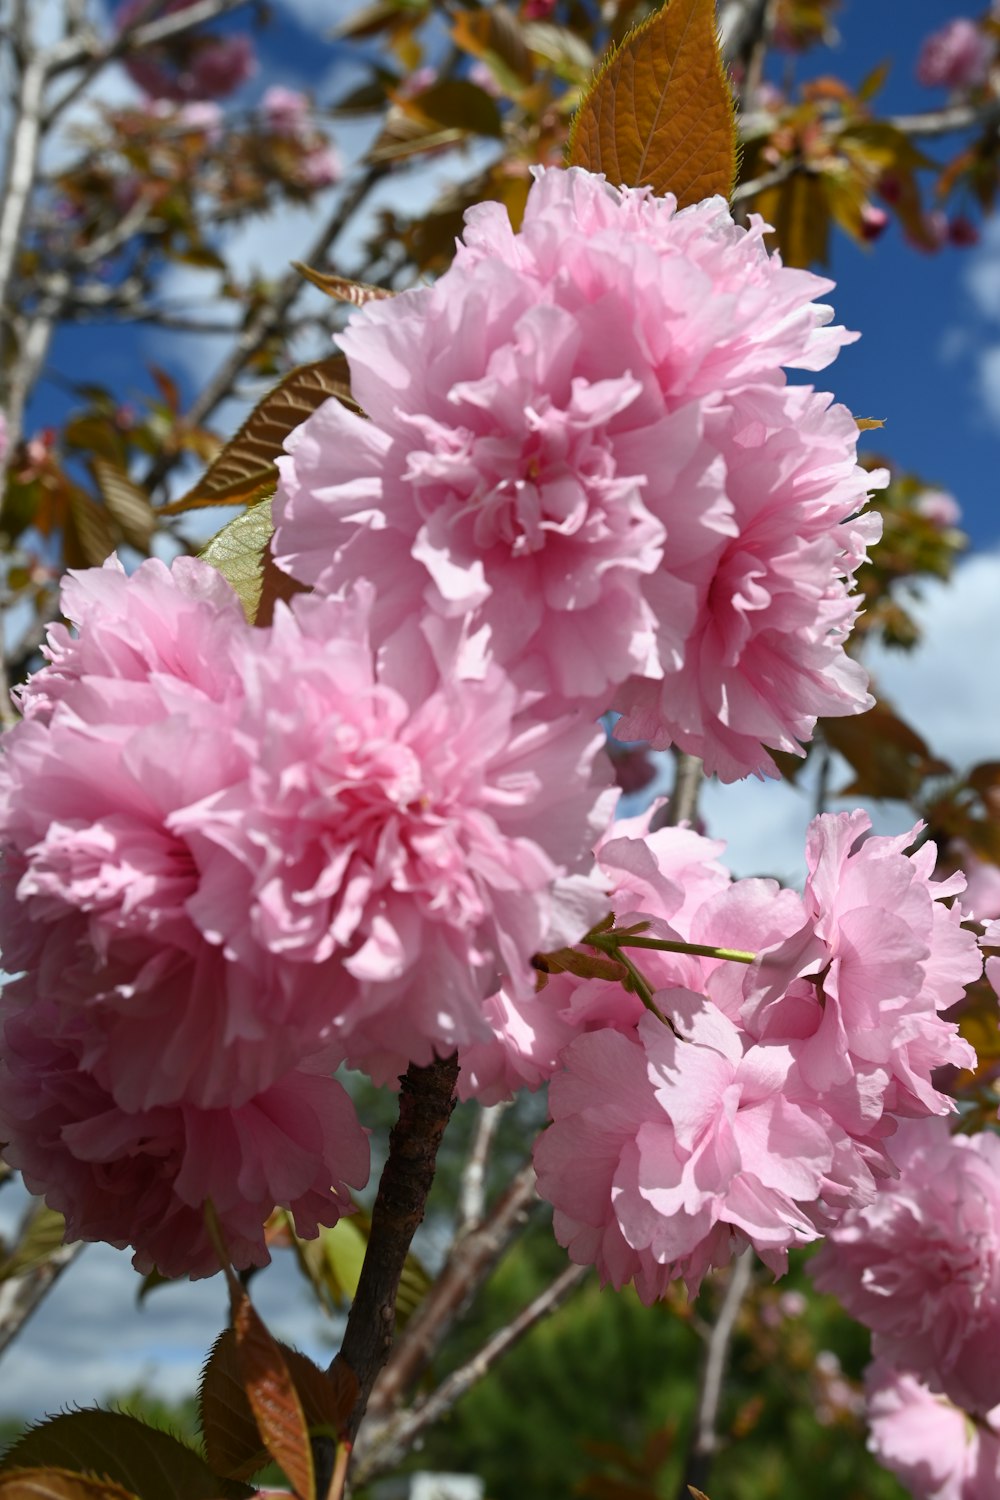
top-left (366, 1161), bottom-right (539, 1420)
top-left (676, 1248), bottom-right (755, 1500)
top-left (0, 1236), bottom-right (83, 1358)
top-left (456, 1101), bottom-right (509, 1238)
top-left (142, 161), bottom-right (387, 498)
top-left (332, 1053), bottom-right (459, 1447)
top-left (651, 751), bottom-right (703, 831)
top-left (354, 1262), bottom-right (589, 1487)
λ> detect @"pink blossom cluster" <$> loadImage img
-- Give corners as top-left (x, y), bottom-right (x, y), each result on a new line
top-left (865, 1362), bottom-right (1000, 1500)
top-left (116, 0), bottom-right (257, 102)
top-left (530, 812), bottom-right (979, 1297)
top-left (812, 1120), bottom-right (1000, 1418)
top-left (273, 166), bottom-right (885, 782)
top-left (0, 556), bottom-right (611, 1271)
top-left (916, 18), bottom-right (993, 91)
top-left (259, 86), bottom-right (342, 187)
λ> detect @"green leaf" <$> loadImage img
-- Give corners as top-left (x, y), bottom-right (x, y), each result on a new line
top-left (278, 1209), bottom-right (430, 1326)
top-left (0, 1205), bottom-right (67, 1282)
top-left (0, 1412), bottom-right (251, 1500)
top-left (91, 461), bottom-right (155, 552)
top-left (568, 0), bottom-right (737, 207)
top-left (399, 79), bottom-right (503, 137)
top-left (159, 355), bottom-right (357, 515)
top-left (0, 1470), bottom-right (138, 1500)
top-left (198, 499), bottom-right (305, 628)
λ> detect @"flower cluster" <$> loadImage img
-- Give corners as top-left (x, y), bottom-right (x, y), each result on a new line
top-left (0, 557), bottom-right (610, 1270)
top-left (273, 167), bottom-right (884, 782)
top-left (533, 813), bottom-right (979, 1296)
top-left (916, 18), bottom-right (993, 92)
top-left (865, 1362), bottom-right (1000, 1500)
top-left (0, 168), bottom-right (978, 1289)
top-left (116, 0), bottom-right (257, 103)
top-left (812, 1120), bottom-right (1000, 1418)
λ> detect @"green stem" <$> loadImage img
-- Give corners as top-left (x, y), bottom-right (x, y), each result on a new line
top-left (610, 935), bottom-right (756, 965)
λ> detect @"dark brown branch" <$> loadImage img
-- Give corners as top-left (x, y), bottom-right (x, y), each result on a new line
top-left (332, 1053), bottom-right (459, 1446)
top-left (367, 1160), bottom-right (539, 1419)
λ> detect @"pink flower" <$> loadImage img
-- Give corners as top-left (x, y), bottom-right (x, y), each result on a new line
top-left (813, 1121), bottom-right (1000, 1417)
top-left (865, 1361), bottom-right (1000, 1500)
top-left (535, 1002), bottom-right (843, 1298)
top-left (0, 557), bottom-right (613, 1105)
top-left (0, 1001), bottom-right (368, 1278)
top-left (744, 812), bottom-right (980, 1131)
top-left (273, 166), bottom-right (882, 782)
top-left (261, 85), bottom-right (310, 137)
top-left (116, 0), bottom-right (256, 101)
top-left (297, 144), bottom-right (342, 189)
top-left (916, 489), bottom-right (962, 529)
top-left (917, 19), bottom-right (992, 91)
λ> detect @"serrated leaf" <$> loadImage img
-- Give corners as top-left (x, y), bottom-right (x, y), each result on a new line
top-left (0, 1412), bottom-right (251, 1500)
top-left (755, 170), bottom-right (831, 268)
top-left (199, 499), bottom-right (304, 627)
top-left (568, 0), bottom-right (736, 206)
top-left (158, 356), bottom-right (357, 515)
top-left (64, 492), bottom-right (115, 568)
top-left (0, 1205), bottom-right (67, 1282)
top-left (229, 1287), bottom-right (315, 1498)
top-left (0, 1470), bottom-right (137, 1500)
top-left (200, 1328), bottom-right (354, 1483)
top-left (91, 461), bottom-right (155, 552)
top-left (291, 263), bottom-right (392, 305)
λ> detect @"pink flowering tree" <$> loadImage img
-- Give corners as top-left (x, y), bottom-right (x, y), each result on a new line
top-left (0, 3), bottom-right (1000, 1500)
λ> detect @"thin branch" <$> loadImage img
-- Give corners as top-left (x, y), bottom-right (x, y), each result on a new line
top-left (331, 1053), bottom-right (459, 1445)
top-left (456, 1101), bottom-right (509, 1238)
top-left (718, 0), bottom-right (770, 68)
top-left (651, 751), bottom-right (703, 832)
top-left (0, 1237), bottom-right (84, 1358)
top-left (366, 1161), bottom-right (539, 1420)
top-left (677, 1248), bottom-right (755, 1500)
top-left (886, 100), bottom-right (1000, 140)
top-left (45, 0), bottom-right (252, 119)
top-left (354, 1262), bottom-right (589, 1487)
top-left (0, 51), bottom-right (48, 390)
top-left (141, 161), bottom-right (387, 498)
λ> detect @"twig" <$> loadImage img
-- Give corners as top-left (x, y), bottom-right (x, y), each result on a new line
top-left (651, 751), bottom-right (703, 832)
top-left (677, 1248), bottom-right (755, 1500)
top-left (141, 161), bottom-right (387, 498)
top-left (354, 1261), bottom-right (589, 1487)
top-left (331, 1053), bottom-right (459, 1444)
top-left (718, 0), bottom-right (770, 68)
top-left (366, 1161), bottom-right (539, 1419)
top-left (457, 1101), bottom-right (509, 1238)
top-left (0, 1238), bottom-right (83, 1358)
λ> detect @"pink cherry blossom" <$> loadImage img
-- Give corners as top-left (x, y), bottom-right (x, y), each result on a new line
top-left (116, 0), bottom-right (256, 101)
top-left (261, 85), bottom-right (311, 137)
top-left (0, 1001), bottom-right (368, 1278)
top-left (535, 1001), bottom-right (844, 1298)
top-left (916, 19), bottom-right (992, 91)
top-left (865, 1362), bottom-right (1000, 1500)
top-left (0, 557), bottom-right (613, 1110)
top-left (916, 488), bottom-right (962, 528)
top-left (813, 1121), bottom-right (1000, 1417)
top-left (273, 166), bottom-right (883, 781)
top-left (743, 811), bottom-right (979, 1131)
